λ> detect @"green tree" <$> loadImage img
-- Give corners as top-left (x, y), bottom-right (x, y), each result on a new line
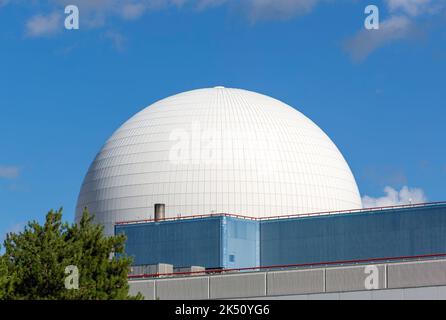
top-left (0, 208), bottom-right (141, 300)
top-left (0, 248), bottom-right (14, 299)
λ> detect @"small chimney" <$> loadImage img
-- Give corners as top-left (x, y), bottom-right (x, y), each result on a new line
top-left (154, 203), bottom-right (165, 221)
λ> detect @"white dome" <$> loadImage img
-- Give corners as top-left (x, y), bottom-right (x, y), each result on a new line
top-left (76, 87), bottom-right (361, 235)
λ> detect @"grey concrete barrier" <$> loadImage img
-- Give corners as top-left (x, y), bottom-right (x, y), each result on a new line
top-left (388, 259), bottom-right (446, 289)
top-left (326, 264), bottom-right (386, 292)
top-left (156, 276), bottom-right (209, 300)
top-left (267, 269), bottom-right (324, 296)
top-left (210, 272), bottom-right (266, 299)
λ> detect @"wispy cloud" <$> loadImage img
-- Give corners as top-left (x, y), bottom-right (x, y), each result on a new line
top-left (0, 165), bottom-right (20, 179)
top-left (4, 0), bottom-right (445, 58)
top-left (246, 0), bottom-right (320, 21)
top-left (7, 0), bottom-right (323, 35)
top-left (0, 221), bottom-right (26, 246)
top-left (25, 12), bottom-right (62, 37)
top-left (199, 0), bottom-right (321, 22)
top-left (121, 2), bottom-right (147, 20)
top-left (362, 185), bottom-right (427, 208)
top-left (386, 0), bottom-right (439, 16)
top-left (344, 0), bottom-right (445, 62)
top-left (344, 15), bottom-right (417, 62)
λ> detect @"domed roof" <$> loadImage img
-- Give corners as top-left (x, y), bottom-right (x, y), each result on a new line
top-left (76, 87), bottom-right (362, 235)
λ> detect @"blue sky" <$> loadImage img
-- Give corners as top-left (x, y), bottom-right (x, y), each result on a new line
top-left (0, 0), bottom-right (445, 238)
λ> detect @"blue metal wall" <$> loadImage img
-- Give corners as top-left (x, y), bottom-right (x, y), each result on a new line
top-left (221, 217), bottom-right (260, 269)
top-left (115, 217), bottom-right (222, 268)
top-left (116, 216), bottom-right (260, 269)
top-left (117, 204), bottom-right (446, 270)
top-left (261, 204), bottom-right (446, 266)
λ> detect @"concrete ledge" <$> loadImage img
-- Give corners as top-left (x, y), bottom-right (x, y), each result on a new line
top-left (267, 269), bottom-right (324, 296)
top-left (210, 273), bottom-right (266, 299)
top-left (326, 264), bottom-right (386, 292)
top-left (129, 280), bottom-right (156, 300)
top-left (156, 277), bottom-right (209, 300)
top-left (129, 257), bottom-right (446, 300)
top-left (388, 259), bottom-right (446, 289)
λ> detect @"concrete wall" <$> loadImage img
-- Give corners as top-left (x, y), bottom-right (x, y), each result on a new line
top-left (267, 269), bottom-right (324, 296)
top-left (129, 258), bottom-right (446, 300)
top-left (388, 259), bottom-right (446, 288)
top-left (156, 277), bottom-right (209, 300)
top-left (129, 280), bottom-right (156, 300)
top-left (210, 273), bottom-right (266, 299)
top-left (246, 285), bottom-right (446, 300)
top-left (325, 264), bottom-right (386, 292)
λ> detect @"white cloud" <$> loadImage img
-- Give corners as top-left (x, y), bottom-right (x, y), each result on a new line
top-left (9, 0), bottom-right (322, 30)
top-left (0, 166), bottom-right (20, 179)
top-left (25, 12), bottom-right (62, 37)
top-left (121, 2), bottom-right (147, 20)
top-left (344, 0), bottom-right (445, 62)
top-left (362, 186), bottom-right (427, 208)
top-left (344, 15), bottom-right (416, 62)
top-left (199, 0), bottom-right (321, 21)
top-left (196, 0), bottom-right (227, 10)
top-left (6, 0), bottom-right (444, 54)
top-left (386, 0), bottom-right (435, 16)
top-left (19, 0), bottom-right (188, 29)
top-left (0, 221), bottom-right (26, 245)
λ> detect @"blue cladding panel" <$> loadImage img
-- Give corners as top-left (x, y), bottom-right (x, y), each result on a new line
top-left (222, 217), bottom-right (260, 269)
top-left (261, 204), bottom-right (446, 266)
top-left (116, 204), bottom-right (446, 269)
top-left (116, 216), bottom-right (260, 269)
top-left (115, 217), bottom-right (222, 269)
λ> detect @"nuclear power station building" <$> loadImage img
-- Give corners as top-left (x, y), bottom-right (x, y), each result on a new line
top-left (76, 87), bottom-right (446, 300)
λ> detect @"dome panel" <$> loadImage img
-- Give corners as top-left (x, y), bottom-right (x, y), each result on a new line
top-left (76, 87), bottom-right (362, 235)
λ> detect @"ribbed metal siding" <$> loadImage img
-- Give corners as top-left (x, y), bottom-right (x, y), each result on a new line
top-left (388, 260), bottom-right (446, 289)
top-left (120, 204), bottom-right (446, 271)
top-left (210, 273), bottom-right (266, 299)
top-left (222, 217), bottom-right (260, 269)
top-left (156, 277), bottom-right (209, 300)
top-left (325, 264), bottom-right (386, 292)
top-left (261, 204), bottom-right (446, 266)
top-left (117, 216), bottom-right (261, 270)
top-left (116, 217), bottom-right (222, 268)
top-left (267, 269), bottom-right (324, 296)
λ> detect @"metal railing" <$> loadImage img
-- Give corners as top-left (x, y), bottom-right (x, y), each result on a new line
top-left (128, 252), bottom-right (446, 279)
top-left (116, 201), bottom-right (446, 226)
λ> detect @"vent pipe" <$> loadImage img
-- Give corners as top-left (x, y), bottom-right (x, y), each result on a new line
top-left (154, 203), bottom-right (165, 222)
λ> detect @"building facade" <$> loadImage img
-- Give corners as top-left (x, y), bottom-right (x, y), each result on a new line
top-left (116, 202), bottom-right (446, 271)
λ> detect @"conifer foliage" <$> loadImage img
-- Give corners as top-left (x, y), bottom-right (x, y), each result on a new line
top-left (0, 208), bottom-right (141, 300)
